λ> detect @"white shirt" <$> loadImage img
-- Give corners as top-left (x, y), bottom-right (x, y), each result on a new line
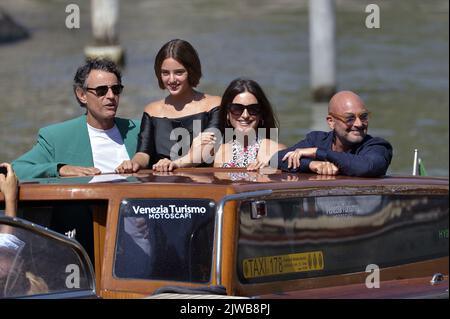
top-left (87, 123), bottom-right (130, 173)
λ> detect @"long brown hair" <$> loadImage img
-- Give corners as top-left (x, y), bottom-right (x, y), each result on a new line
top-left (219, 78), bottom-right (279, 139)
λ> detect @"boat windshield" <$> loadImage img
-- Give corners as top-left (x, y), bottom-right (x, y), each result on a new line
top-left (0, 222), bottom-right (94, 298)
top-left (113, 198), bottom-right (215, 283)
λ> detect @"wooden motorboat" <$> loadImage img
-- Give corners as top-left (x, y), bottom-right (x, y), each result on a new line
top-left (1, 168), bottom-right (448, 299)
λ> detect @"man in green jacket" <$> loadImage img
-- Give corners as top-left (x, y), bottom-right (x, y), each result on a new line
top-left (13, 59), bottom-right (140, 180)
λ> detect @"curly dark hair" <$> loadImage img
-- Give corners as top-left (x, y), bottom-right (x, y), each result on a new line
top-left (73, 58), bottom-right (122, 107)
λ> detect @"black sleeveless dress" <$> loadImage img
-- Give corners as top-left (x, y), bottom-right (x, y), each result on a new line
top-left (136, 106), bottom-right (220, 166)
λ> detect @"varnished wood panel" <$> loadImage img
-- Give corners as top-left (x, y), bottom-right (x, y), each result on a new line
top-left (99, 184), bottom-right (231, 296)
top-left (92, 204), bottom-right (107, 295)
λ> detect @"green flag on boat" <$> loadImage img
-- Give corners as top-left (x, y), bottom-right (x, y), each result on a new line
top-left (413, 149), bottom-right (428, 177)
top-left (418, 158), bottom-right (428, 176)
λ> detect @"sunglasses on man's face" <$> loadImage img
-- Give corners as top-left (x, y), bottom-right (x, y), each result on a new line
top-left (227, 103), bottom-right (261, 116)
top-left (329, 111), bottom-right (371, 126)
top-left (86, 84), bottom-right (124, 97)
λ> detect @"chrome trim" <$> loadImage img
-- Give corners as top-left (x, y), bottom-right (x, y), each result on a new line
top-left (0, 216), bottom-right (96, 297)
top-left (430, 273), bottom-right (445, 285)
top-left (213, 190), bottom-right (273, 286)
top-left (251, 200), bottom-right (267, 219)
top-left (17, 289), bottom-right (98, 299)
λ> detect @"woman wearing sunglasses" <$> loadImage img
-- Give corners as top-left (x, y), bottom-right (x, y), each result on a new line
top-left (116, 39), bottom-right (221, 173)
top-left (213, 78), bottom-right (285, 170)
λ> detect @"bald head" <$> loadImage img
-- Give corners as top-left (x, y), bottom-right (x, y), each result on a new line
top-left (326, 91), bottom-right (369, 150)
top-left (328, 91), bottom-right (365, 114)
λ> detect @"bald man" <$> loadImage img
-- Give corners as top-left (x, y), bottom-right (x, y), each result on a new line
top-left (274, 91), bottom-right (392, 177)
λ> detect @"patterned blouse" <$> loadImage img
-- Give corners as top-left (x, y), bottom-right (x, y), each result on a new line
top-left (222, 138), bottom-right (261, 168)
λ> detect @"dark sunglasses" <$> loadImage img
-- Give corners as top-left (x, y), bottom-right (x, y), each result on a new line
top-left (86, 84), bottom-right (124, 97)
top-left (329, 111), bottom-right (371, 126)
top-left (227, 103), bottom-right (261, 116)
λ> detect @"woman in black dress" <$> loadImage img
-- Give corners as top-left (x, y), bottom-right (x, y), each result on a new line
top-left (116, 39), bottom-right (221, 173)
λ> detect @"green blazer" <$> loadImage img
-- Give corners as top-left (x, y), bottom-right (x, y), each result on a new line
top-left (12, 115), bottom-right (141, 180)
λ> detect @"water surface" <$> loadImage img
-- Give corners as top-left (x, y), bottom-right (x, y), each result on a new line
top-left (0, 0), bottom-right (448, 176)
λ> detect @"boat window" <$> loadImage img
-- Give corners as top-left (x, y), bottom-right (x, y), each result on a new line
top-left (0, 220), bottom-right (95, 298)
top-left (114, 199), bottom-right (215, 283)
top-left (16, 200), bottom-right (107, 264)
top-left (237, 194), bottom-right (449, 284)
